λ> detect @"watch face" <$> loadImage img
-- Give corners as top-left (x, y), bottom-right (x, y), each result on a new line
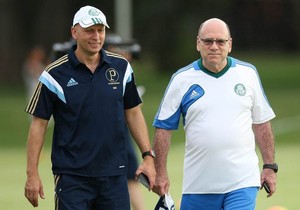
top-left (151, 149), bottom-right (156, 157)
top-left (142, 149), bottom-right (156, 159)
top-left (274, 163), bottom-right (278, 172)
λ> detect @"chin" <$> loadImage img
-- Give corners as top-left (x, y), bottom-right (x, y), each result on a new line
top-left (90, 47), bottom-right (101, 53)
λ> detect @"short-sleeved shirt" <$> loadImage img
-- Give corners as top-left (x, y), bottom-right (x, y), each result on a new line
top-left (153, 57), bottom-right (275, 194)
top-left (25, 46), bottom-right (142, 177)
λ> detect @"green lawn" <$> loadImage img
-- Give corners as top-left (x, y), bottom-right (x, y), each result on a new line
top-left (0, 52), bottom-right (299, 209)
top-left (0, 143), bottom-right (299, 210)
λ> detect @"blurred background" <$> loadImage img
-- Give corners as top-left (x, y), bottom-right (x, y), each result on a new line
top-left (0, 0), bottom-right (299, 210)
top-left (0, 0), bottom-right (300, 84)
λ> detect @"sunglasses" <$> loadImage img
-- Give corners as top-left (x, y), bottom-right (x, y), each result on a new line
top-left (199, 38), bottom-right (230, 46)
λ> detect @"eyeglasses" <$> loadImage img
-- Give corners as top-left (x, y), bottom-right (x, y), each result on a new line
top-left (199, 38), bottom-right (230, 46)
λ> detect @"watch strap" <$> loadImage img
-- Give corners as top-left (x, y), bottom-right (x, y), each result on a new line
top-left (142, 149), bottom-right (155, 159)
top-left (263, 163), bottom-right (278, 173)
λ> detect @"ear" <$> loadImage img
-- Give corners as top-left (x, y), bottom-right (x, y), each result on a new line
top-left (228, 38), bottom-right (232, 53)
top-left (71, 27), bottom-right (77, 40)
top-left (196, 36), bottom-right (201, 52)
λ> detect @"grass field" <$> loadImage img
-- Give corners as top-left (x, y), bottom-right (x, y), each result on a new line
top-left (1, 144), bottom-right (299, 210)
top-left (0, 52), bottom-right (299, 209)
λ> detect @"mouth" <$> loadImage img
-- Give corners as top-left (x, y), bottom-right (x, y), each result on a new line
top-left (208, 53), bottom-right (222, 58)
top-left (89, 42), bottom-right (101, 49)
top-left (208, 53), bottom-right (220, 56)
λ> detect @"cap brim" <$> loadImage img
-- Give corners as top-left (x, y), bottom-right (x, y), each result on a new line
top-left (79, 18), bottom-right (109, 28)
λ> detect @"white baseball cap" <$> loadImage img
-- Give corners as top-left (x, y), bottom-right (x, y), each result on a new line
top-left (73, 5), bottom-right (109, 28)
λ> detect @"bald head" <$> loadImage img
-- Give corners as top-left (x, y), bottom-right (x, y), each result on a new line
top-left (196, 18), bottom-right (232, 72)
top-left (198, 18), bottom-right (231, 38)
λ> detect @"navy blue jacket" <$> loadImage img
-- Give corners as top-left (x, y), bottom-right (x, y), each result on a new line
top-left (25, 46), bottom-right (142, 177)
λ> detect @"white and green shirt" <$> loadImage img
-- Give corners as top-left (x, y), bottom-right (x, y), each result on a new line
top-left (153, 57), bottom-right (275, 194)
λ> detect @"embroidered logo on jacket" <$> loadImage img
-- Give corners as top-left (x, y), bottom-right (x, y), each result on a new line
top-left (67, 78), bottom-right (78, 87)
top-left (105, 68), bottom-right (120, 85)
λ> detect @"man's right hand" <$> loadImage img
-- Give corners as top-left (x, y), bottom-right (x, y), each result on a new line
top-left (24, 174), bottom-right (45, 207)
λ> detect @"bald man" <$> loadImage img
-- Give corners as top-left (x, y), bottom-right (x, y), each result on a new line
top-left (152, 18), bottom-right (277, 210)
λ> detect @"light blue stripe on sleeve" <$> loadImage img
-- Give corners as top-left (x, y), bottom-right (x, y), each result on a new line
top-left (153, 108), bottom-right (181, 130)
top-left (39, 71), bottom-right (66, 103)
top-left (123, 63), bottom-right (133, 96)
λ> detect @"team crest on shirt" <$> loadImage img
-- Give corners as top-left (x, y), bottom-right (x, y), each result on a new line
top-left (105, 68), bottom-right (120, 86)
top-left (234, 83), bottom-right (246, 96)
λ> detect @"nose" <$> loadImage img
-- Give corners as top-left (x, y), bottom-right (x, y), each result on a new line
top-left (92, 30), bottom-right (101, 38)
top-left (210, 41), bottom-right (219, 49)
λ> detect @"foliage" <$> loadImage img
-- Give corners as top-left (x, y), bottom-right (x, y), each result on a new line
top-left (1, 0), bottom-right (300, 85)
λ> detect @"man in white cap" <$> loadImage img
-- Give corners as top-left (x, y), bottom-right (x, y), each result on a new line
top-left (72, 5), bottom-right (110, 29)
top-left (24, 5), bottom-right (156, 210)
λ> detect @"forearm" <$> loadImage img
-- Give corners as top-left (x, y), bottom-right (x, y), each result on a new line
top-left (25, 116), bottom-right (48, 207)
top-left (153, 128), bottom-right (172, 174)
top-left (26, 116), bottom-right (48, 176)
top-left (253, 121), bottom-right (277, 197)
top-left (125, 106), bottom-right (156, 189)
top-left (125, 106), bottom-right (151, 152)
top-left (152, 128), bottom-right (172, 195)
top-left (253, 121), bottom-right (275, 164)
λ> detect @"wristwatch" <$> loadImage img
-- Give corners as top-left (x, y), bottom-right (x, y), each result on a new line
top-left (263, 163), bottom-right (278, 173)
top-left (142, 149), bottom-right (156, 159)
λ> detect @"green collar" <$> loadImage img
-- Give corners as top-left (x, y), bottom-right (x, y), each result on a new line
top-left (198, 57), bottom-right (231, 78)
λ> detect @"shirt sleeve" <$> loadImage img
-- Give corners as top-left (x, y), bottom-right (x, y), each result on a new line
top-left (25, 82), bottom-right (55, 120)
top-left (123, 63), bottom-right (142, 109)
top-left (153, 74), bottom-right (182, 130)
top-left (251, 71), bottom-right (276, 124)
